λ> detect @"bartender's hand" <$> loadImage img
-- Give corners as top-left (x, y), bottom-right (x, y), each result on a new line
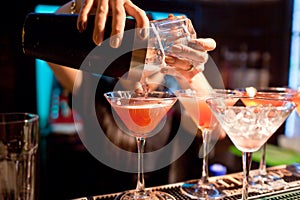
top-left (158, 14), bottom-right (215, 76)
top-left (163, 38), bottom-right (216, 78)
top-left (162, 38), bottom-right (216, 92)
top-left (77, 0), bottom-right (149, 47)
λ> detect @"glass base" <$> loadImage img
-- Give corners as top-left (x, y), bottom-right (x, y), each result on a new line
top-left (250, 174), bottom-right (287, 193)
top-left (115, 190), bottom-right (175, 200)
top-left (181, 180), bottom-right (225, 200)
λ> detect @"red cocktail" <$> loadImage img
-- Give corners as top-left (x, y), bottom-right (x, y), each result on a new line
top-left (105, 91), bottom-right (177, 200)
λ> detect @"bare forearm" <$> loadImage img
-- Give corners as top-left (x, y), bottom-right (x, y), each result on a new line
top-left (176, 71), bottom-right (213, 93)
top-left (47, 62), bottom-right (79, 93)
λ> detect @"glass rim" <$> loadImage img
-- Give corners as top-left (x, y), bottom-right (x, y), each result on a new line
top-left (104, 90), bottom-right (177, 99)
top-left (174, 88), bottom-right (243, 96)
top-left (150, 15), bottom-right (188, 26)
top-left (206, 95), bottom-right (297, 105)
top-left (236, 86), bottom-right (297, 94)
top-left (0, 112), bottom-right (39, 125)
top-left (206, 97), bottom-right (297, 114)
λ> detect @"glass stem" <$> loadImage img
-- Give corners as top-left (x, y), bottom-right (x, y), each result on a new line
top-left (200, 128), bottom-right (210, 184)
top-left (259, 143), bottom-right (267, 176)
top-left (136, 137), bottom-right (146, 193)
top-left (242, 152), bottom-right (252, 200)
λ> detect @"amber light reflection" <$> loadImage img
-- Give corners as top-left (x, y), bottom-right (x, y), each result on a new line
top-left (293, 89), bottom-right (300, 115)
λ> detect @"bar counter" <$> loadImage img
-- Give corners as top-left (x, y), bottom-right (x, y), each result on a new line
top-left (39, 131), bottom-right (300, 200)
top-left (72, 164), bottom-right (300, 200)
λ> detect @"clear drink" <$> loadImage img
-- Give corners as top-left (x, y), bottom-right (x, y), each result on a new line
top-left (207, 96), bottom-right (296, 200)
top-left (236, 87), bottom-right (298, 192)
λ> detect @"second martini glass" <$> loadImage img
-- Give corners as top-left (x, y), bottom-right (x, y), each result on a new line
top-left (104, 90), bottom-right (177, 200)
top-left (175, 89), bottom-right (238, 199)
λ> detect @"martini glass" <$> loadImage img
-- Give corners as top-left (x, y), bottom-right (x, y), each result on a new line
top-left (104, 90), bottom-right (177, 200)
top-left (175, 89), bottom-right (239, 199)
top-left (236, 87), bottom-right (297, 192)
top-left (207, 96), bottom-right (296, 200)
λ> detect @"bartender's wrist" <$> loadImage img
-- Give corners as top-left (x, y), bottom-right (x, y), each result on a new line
top-left (172, 67), bottom-right (200, 89)
top-left (175, 69), bottom-right (213, 92)
top-left (182, 64), bottom-right (201, 81)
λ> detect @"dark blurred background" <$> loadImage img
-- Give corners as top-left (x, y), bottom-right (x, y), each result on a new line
top-left (0, 0), bottom-right (293, 114)
top-left (0, 0), bottom-right (296, 199)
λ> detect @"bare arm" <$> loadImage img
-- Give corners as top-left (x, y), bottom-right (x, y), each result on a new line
top-left (45, 1), bottom-right (82, 93)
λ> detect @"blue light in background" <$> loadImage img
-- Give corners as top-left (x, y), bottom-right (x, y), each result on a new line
top-left (147, 11), bottom-right (185, 20)
top-left (35, 5), bottom-right (59, 131)
top-left (35, 4), bottom-right (59, 13)
top-left (286, 0), bottom-right (300, 138)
